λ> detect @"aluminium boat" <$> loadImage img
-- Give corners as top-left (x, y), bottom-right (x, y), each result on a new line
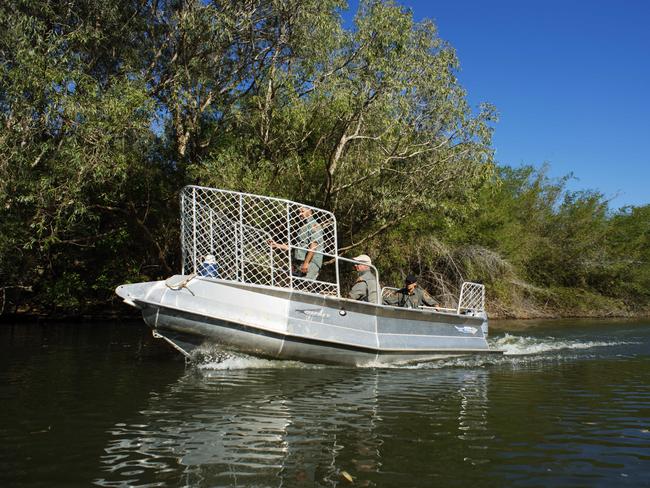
top-left (116, 186), bottom-right (501, 366)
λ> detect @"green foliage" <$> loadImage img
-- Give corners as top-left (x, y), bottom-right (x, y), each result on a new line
top-left (0, 0), bottom-right (647, 317)
top-left (0, 0), bottom-right (176, 314)
top-left (447, 165), bottom-right (650, 315)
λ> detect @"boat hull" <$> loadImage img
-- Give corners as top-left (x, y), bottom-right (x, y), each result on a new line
top-left (117, 276), bottom-right (500, 366)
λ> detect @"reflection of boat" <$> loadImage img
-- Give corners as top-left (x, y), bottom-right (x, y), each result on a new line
top-left (96, 366), bottom-right (493, 487)
top-left (116, 186), bottom-right (501, 366)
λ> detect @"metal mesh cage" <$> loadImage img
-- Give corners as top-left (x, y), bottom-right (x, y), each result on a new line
top-left (457, 282), bottom-right (485, 312)
top-left (181, 186), bottom-right (340, 295)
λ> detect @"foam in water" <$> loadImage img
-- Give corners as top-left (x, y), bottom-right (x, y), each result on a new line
top-left (190, 334), bottom-right (633, 371)
top-left (193, 347), bottom-right (321, 370)
top-left (491, 333), bottom-right (632, 356)
top-left (198, 355), bottom-right (318, 370)
top-left (366, 334), bottom-right (634, 369)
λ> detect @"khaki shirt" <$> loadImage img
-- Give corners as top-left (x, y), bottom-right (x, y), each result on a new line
top-left (383, 286), bottom-right (437, 309)
top-left (349, 270), bottom-right (378, 303)
top-left (293, 217), bottom-right (324, 267)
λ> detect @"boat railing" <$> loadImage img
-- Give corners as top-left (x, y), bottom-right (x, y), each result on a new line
top-left (180, 186), bottom-right (481, 310)
top-left (381, 286), bottom-right (401, 297)
top-left (277, 243), bottom-right (340, 296)
top-left (382, 285), bottom-right (454, 312)
top-left (336, 256), bottom-right (381, 304)
top-left (457, 282), bottom-right (485, 313)
top-left (181, 185), bottom-right (381, 302)
top-left (420, 306), bottom-right (457, 313)
top-left (383, 283), bottom-right (484, 314)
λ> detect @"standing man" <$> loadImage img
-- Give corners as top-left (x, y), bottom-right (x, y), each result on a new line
top-left (383, 274), bottom-right (438, 309)
top-left (349, 254), bottom-right (378, 303)
top-left (269, 206), bottom-right (324, 280)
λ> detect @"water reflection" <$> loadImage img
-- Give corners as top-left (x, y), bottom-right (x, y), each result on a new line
top-left (94, 365), bottom-right (493, 487)
top-left (457, 371), bottom-right (493, 466)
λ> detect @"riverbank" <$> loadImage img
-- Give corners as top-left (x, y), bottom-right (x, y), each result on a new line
top-left (489, 308), bottom-right (650, 320)
top-left (2, 277), bottom-right (648, 322)
top-left (0, 309), bottom-right (140, 323)
top-left (487, 303), bottom-right (650, 320)
top-left (486, 284), bottom-right (650, 320)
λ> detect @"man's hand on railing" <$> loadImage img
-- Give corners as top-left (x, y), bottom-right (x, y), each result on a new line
top-left (268, 239), bottom-right (289, 251)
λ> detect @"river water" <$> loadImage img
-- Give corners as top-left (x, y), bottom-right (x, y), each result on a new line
top-left (1, 319), bottom-right (649, 487)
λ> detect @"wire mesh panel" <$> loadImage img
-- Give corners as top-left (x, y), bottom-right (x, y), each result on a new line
top-left (457, 282), bottom-right (485, 313)
top-left (181, 186), bottom-right (339, 295)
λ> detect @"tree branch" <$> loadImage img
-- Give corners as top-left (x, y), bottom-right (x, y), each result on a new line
top-left (338, 219), bottom-right (400, 254)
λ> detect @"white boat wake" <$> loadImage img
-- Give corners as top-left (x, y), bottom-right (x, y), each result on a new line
top-left (194, 347), bottom-right (322, 370)
top-left (491, 333), bottom-right (636, 356)
top-left (191, 333), bottom-right (637, 371)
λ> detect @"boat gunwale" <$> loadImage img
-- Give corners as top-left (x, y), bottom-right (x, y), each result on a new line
top-left (174, 275), bottom-right (486, 324)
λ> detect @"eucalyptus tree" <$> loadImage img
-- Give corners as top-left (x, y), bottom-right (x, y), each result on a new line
top-left (0, 0), bottom-right (168, 311)
top-left (320, 0), bottom-right (496, 251)
top-left (189, 0), bottom-right (497, 254)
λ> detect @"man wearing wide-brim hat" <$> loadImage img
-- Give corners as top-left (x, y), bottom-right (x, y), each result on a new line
top-left (348, 254), bottom-right (378, 303)
top-left (383, 274), bottom-right (438, 309)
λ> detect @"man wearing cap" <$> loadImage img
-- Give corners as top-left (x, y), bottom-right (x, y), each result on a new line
top-left (383, 274), bottom-right (438, 309)
top-left (348, 254), bottom-right (378, 303)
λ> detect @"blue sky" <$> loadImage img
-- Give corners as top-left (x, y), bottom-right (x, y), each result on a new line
top-left (353, 0), bottom-right (650, 208)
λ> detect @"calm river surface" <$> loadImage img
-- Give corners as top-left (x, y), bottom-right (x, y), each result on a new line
top-left (1, 319), bottom-right (649, 487)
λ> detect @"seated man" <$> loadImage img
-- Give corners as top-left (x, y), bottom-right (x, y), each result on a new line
top-left (197, 254), bottom-right (219, 278)
top-left (348, 254), bottom-right (378, 303)
top-left (383, 274), bottom-right (438, 309)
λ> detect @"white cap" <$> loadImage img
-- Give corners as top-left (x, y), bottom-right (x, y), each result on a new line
top-left (352, 254), bottom-right (372, 265)
top-left (204, 254), bottom-right (216, 264)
